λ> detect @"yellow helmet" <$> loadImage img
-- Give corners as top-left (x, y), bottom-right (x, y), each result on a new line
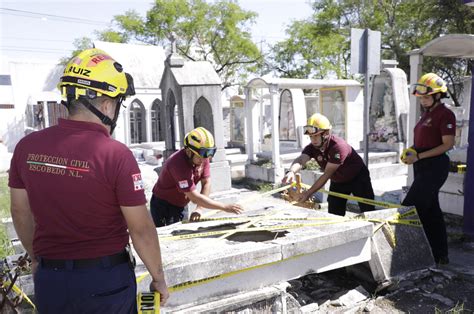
top-left (58, 48), bottom-right (135, 100)
top-left (304, 113), bottom-right (332, 135)
top-left (412, 73), bottom-right (447, 96)
top-left (184, 127), bottom-right (217, 158)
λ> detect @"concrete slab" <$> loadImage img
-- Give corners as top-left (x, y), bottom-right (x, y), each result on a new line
top-left (132, 201), bottom-right (374, 310)
top-left (358, 206), bottom-right (435, 283)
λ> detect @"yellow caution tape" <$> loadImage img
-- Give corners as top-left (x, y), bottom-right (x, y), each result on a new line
top-left (293, 182), bottom-right (415, 211)
top-left (381, 222), bottom-right (396, 248)
top-left (395, 208), bottom-right (418, 219)
top-left (137, 292), bottom-right (160, 313)
top-left (387, 219), bottom-right (422, 227)
top-left (239, 184), bottom-right (292, 204)
top-left (3, 280), bottom-right (36, 310)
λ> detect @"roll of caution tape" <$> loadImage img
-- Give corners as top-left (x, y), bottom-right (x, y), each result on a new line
top-left (457, 164), bottom-right (467, 174)
top-left (137, 292), bottom-right (160, 313)
top-left (400, 147), bottom-right (417, 164)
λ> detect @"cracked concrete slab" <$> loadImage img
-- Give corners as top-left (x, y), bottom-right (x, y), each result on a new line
top-left (133, 198), bottom-right (374, 310)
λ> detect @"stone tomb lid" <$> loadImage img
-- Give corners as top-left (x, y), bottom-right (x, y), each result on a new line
top-left (134, 201), bottom-right (373, 287)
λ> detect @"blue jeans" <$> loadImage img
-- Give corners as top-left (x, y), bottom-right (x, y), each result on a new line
top-left (35, 258), bottom-right (137, 314)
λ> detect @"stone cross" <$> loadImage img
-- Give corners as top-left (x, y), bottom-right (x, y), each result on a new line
top-left (169, 32), bottom-right (177, 54)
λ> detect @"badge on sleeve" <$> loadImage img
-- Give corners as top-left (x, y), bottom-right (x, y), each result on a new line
top-left (132, 173), bottom-right (144, 191)
top-left (334, 153), bottom-right (341, 160)
top-left (447, 123), bottom-right (453, 129)
top-left (179, 180), bottom-right (189, 189)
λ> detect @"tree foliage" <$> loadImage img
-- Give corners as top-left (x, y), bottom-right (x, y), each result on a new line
top-left (96, 0), bottom-right (262, 90)
top-left (269, 0), bottom-right (474, 105)
top-left (59, 37), bottom-right (93, 65)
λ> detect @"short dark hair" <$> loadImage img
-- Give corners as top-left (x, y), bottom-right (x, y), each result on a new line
top-left (67, 95), bottom-right (115, 116)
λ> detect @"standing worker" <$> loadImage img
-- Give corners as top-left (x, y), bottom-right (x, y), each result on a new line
top-left (9, 48), bottom-right (169, 313)
top-left (282, 113), bottom-right (375, 216)
top-left (150, 127), bottom-right (243, 226)
top-left (401, 73), bottom-right (455, 265)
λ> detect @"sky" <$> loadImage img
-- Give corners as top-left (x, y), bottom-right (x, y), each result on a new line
top-left (0, 0), bottom-right (313, 63)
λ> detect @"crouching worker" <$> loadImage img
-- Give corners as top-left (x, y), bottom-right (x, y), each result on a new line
top-left (282, 113), bottom-right (375, 216)
top-left (150, 127), bottom-right (243, 226)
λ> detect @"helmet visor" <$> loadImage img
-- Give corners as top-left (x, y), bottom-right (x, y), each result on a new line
top-left (304, 125), bottom-right (322, 135)
top-left (412, 84), bottom-right (433, 96)
top-left (189, 146), bottom-right (217, 158)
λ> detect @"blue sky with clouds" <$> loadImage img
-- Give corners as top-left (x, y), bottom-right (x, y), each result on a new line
top-left (0, 0), bottom-right (312, 62)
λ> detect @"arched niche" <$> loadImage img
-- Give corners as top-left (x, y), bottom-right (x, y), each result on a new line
top-left (129, 99), bottom-right (147, 144)
top-left (151, 99), bottom-right (164, 141)
top-left (229, 95), bottom-right (245, 146)
top-left (320, 88), bottom-right (346, 139)
top-left (193, 96), bottom-right (214, 135)
top-left (279, 89), bottom-right (297, 141)
top-left (369, 72), bottom-right (399, 146)
top-left (167, 90), bottom-right (181, 150)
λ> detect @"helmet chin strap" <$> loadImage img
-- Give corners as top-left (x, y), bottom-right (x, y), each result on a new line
top-left (319, 131), bottom-right (331, 151)
top-left (64, 97), bottom-right (120, 135)
top-left (312, 131), bottom-right (330, 150)
top-left (425, 95), bottom-right (441, 110)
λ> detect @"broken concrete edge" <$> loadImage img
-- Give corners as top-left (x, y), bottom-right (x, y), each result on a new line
top-left (360, 206), bottom-right (436, 284)
top-left (133, 216), bottom-right (373, 287)
top-left (135, 236), bottom-right (370, 294)
top-left (165, 282), bottom-right (291, 313)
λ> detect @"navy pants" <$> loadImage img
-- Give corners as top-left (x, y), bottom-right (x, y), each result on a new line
top-left (328, 166), bottom-right (375, 216)
top-left (35, 258), bottom-right (137, 314)
top-left (402, 154), bottom-right (449, 262)
top-left (150, 194), bottom-right (185, 227)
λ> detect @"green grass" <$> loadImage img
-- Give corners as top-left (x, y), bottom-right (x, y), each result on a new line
top-left (0, 175), bottom-right (10, 218)
top-left (257, 182), bottom-right (274, 192)
top-left (0, 174), bottom-right (13, 258)
top-left (436, 302), bottom-right (465, 314)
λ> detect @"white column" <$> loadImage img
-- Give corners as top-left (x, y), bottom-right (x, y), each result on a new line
top-left (123, 105), bottom-right (130, 146)
top-left (407, 52), bottom-right (423, 185)
top-left (269, 84), bottom-right (282, 181)
top-left (42, 101), bottom-right (49, 128)
top-left (146, 102), bottom-right (152, 143)
top-left (244, 87), bottom-right (255, 161)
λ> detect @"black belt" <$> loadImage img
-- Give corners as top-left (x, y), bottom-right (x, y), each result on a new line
top-left (40, 250), bottom-right (128, 270)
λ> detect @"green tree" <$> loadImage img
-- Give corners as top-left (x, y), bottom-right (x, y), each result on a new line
top-left (268, 0), bottom-right (474, 103)
top-left (96, 0), bottom-right (262, 90)
top-left (59, 37), bottom-right (94, 65)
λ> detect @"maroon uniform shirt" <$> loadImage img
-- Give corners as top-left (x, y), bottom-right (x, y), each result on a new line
top-left (152, 149), bottom-right (210, 207)
top-left (9, 119), bottom-right (146, 259)
top-left (414, 103), bottom-right (456, 150)
top-left (302, 134), bottom-right (365, 183)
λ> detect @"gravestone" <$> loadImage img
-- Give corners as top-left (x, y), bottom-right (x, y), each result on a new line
top-left (355, 206), bottom-right (435, 283)
top-left (159, 42), bottom-right (231, 192)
